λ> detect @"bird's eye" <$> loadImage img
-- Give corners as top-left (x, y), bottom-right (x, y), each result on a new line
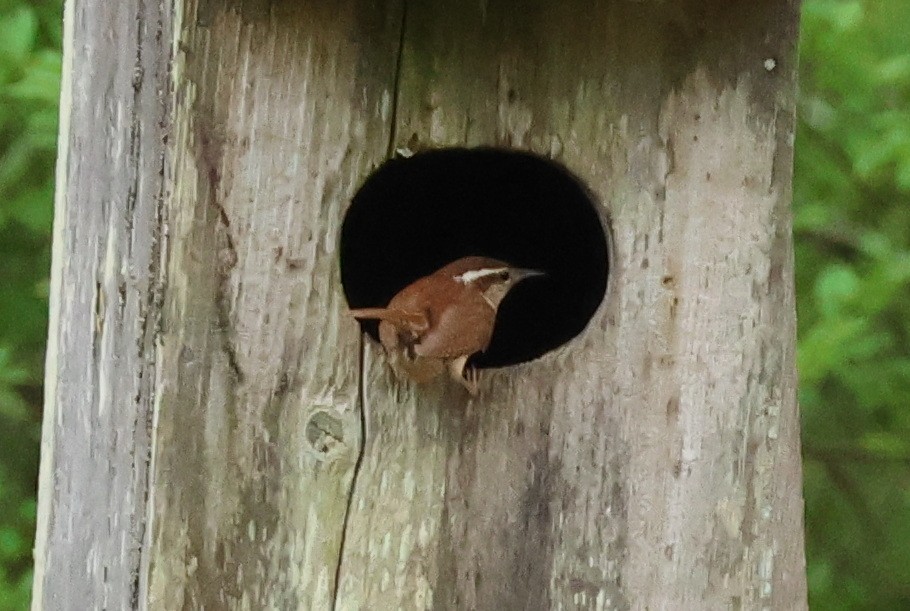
top-left (497, 270), bottom-right (510, 281)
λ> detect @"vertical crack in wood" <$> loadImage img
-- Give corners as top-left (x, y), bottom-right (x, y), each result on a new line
top-left (134, 2), bottom-right (172, 606)
top-left (127, 2), bottom-right (151, 606)
top-left (385, 0), bottom-right (408, 158)
top-left (195, 116), bottom-right (243, 385)
top-left (332, 336), bottom-right (368, 610)
top-left (332, 3), bottom-right (408, 606)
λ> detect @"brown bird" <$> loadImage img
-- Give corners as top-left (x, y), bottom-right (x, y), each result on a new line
top-left (350, 256), bottom-right (545, 395)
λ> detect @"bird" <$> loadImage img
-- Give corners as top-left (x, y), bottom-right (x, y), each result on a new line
top-left (349, 256), bottom-right (545, 395)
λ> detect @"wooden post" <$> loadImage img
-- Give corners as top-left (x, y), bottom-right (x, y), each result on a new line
top-left (34, 0), bottom-right (807, 609)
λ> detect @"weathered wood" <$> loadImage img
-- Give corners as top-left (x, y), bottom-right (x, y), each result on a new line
top-left (35, 0), bottom-right (806, 609)
top-left (340, 1), bottom-right (807, 609)
top-left (32, 0), bottom-right (172, 607)
top-left (146, 1), bottom-right (403, 609)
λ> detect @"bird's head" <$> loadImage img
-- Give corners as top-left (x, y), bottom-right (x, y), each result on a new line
top-left (444, 256), bottom-right (546, 309)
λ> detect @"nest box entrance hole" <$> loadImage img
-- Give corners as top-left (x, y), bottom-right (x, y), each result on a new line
top-left (340, 148), bottom-right (610, 368)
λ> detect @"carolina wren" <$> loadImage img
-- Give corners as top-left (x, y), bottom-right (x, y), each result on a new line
top-left (350, 256), bottom-right (545, 394)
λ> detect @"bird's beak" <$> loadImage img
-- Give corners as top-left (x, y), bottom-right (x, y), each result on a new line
top-left (512, 268), bottom-right (547, 282)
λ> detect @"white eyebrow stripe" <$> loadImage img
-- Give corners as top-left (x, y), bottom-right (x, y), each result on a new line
top-left (455, 267), bottom-right (507, 284)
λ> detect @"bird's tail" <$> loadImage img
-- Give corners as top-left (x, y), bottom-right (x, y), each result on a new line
top-left (349, 308), bottom-right (428, 331)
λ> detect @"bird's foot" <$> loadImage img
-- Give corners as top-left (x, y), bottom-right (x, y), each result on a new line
top-left (463, 365), bottom-right (479, 396)
top-left (449, 356), bottom-right (479, 396)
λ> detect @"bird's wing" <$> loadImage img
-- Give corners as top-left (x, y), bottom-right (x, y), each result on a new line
top-left (414, 291), bottom-right (496, 359)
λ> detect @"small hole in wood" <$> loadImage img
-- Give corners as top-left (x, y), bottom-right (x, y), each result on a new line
top-left (340, 147), bottom-right (610, 368)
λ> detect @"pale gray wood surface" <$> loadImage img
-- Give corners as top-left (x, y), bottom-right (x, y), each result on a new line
top-left (35, 0), bottom-right (807, 609)
top-left (145, 1), bottom-right (402, 609)
top-left (340, 1), bottom-right (807, 609)
top-left (32, 0), bottom-right (173, 608)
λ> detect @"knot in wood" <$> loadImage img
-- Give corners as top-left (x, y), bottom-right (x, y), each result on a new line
top-left (305, 409), bottom-right (347, 460)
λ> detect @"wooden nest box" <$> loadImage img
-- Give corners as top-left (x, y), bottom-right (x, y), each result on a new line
top-left (34, 1), bottom-right (807, 609)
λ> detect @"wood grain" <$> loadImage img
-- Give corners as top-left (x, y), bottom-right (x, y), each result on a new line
top-left (32, 0), bottom-right (172, 607)
top-left (35, 0), bottom-right (806, 609)
top-left (340, 1), bottom-right (807, 609)
top-left (146, 1), bottom-right (402, 608)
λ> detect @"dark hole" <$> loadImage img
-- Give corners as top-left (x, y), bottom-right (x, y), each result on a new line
top-left (339, 147), bottom-right (610, 368)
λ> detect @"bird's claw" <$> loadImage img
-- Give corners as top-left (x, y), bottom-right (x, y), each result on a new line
top-left (463, 365), bottom-right (479, 396)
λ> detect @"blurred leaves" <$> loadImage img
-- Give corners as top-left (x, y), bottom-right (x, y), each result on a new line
top-left (796, 0), bottom-right (910, 608)
top-left (0, 7), bottom-right (38, 67)
top-left (0, 347), bottom-right (29, 421)
top-left (0, 1), bottom-right (61, 609)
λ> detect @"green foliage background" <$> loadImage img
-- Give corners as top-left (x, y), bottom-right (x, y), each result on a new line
top-left (0, 0), bottom-right (907, 609)
top-left (796, 1), bottom-right (910, 607)
top-left (0, 0), bottom-right (59, 608)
